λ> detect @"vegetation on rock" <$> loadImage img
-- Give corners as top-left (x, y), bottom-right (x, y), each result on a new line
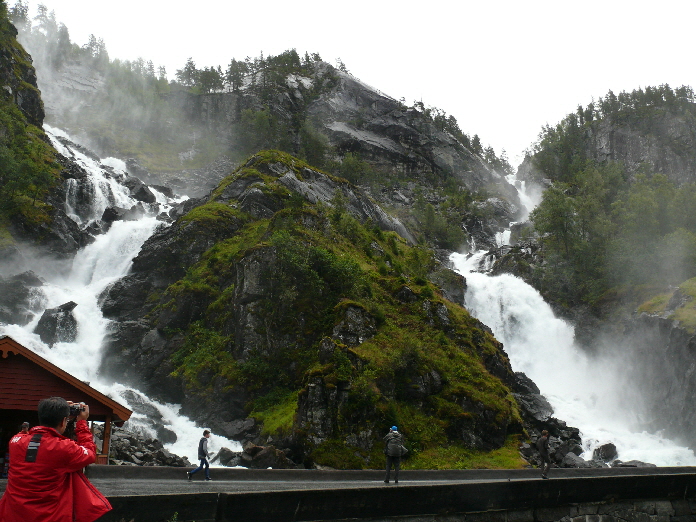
top-left (106, 150), bottom-right (524, 469)
top-left (0, 0), bottom-right (59, 243)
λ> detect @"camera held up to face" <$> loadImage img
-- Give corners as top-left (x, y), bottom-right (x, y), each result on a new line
top-left (68, 402), bottom-right (86, 417)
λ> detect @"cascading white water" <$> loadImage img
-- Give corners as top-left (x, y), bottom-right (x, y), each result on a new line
top-left (450, 175), bottom-right (696, 466)
top-left (0, 128), bottom-right (240, 464)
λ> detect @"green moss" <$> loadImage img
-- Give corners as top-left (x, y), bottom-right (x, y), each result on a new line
top-left (668, 278), bottom-right (696, 333)
top-left (170, 323), bottom-right (237, 388)
top-left (404, 435), bottom-right (528, 470)
top-left (180, 201), bottom-right (247, 226)
top-left (637, 293), bottom-right (672, 314)
top-left (310, 439), bottom-right (374, 469)
top-left (251, 390), bottom-right (298, 437)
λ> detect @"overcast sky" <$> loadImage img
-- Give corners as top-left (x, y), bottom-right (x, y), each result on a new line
top-left (27, 0), bottom-right (696, 167)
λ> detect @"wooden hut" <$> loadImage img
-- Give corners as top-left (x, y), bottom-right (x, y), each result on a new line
top-left (0, 335), bottom-right (131, 465)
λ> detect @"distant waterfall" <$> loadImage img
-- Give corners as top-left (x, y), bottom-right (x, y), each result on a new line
top-left (0, 127), bottom-right (240, 463)
top-left (450, 176), bottom-right (696, 466)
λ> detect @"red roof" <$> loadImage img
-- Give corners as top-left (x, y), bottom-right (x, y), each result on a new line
top-left (0, 335), bottom-right (131, 423)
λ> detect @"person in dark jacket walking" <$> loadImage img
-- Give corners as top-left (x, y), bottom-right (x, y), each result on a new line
top-left (537, 429), bottom-right (551, 479)
top-left (187, 429), bottom-right (212, 481)
top-left (383, 426), bottom-right (404, 484)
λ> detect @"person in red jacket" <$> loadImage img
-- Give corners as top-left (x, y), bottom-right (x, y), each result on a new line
top-left (0, 396), bottom-right (112, 522)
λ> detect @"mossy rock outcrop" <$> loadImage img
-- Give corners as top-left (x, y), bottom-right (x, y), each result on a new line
top-left (99, 150), bottom-right (526, 469)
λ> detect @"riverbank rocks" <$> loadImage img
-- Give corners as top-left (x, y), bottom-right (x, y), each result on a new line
top-left (95, 425), bottom-right (190, 467)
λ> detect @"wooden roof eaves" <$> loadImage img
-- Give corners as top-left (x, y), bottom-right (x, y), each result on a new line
top-left (0, 336), bottom-right (132, 423)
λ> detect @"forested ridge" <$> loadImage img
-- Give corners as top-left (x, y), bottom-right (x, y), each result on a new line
top-left (522, 84), bottom-right (696, 318)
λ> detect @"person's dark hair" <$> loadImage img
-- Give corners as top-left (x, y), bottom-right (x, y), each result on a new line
top-left (541, 429), bottom-right (549, 436)
top-left (38, 397), bottom-right (70, 428)
top-left (203, 429), bottom-right (210, 436)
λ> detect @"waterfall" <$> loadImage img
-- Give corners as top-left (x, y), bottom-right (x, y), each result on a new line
top-left (0, 128), bottom-right (241, 464)
top-left (449, 174), bottom-right (696, 466)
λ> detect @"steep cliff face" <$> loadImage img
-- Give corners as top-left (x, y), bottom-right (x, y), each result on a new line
top-left (97, 150), bottom-right (527, 468)
top-left (616, 281), bottom-right (696, 447)
top-left (589, 117), bottom-right (696, 185)
top-left (0, 10), bottom-right (43, 127)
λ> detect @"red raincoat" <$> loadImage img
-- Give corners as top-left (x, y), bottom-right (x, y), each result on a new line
top-left (0, 419), bottom-right (111, 522)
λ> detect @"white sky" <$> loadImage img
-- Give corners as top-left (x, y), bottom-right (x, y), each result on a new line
top-left (27, 0), bottom-right (696, 166)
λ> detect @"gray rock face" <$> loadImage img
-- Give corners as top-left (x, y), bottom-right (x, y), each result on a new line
top-left (613, 311), bottom-right (696, 448)
top-left (34, 301), bottom-right (78, 346)
top-left (0, 271), bottom-right (45, 326)
top-left (591, 118), bottom-right (696, 185)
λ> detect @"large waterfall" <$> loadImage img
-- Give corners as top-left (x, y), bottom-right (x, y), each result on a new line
top-left (0, 127), bottom-right (240, 464)
top-left (450, 178), bottom-right (696, 466)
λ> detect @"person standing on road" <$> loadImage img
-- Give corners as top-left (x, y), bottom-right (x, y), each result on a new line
top-left (187, 429), bottom-right (212, 481)
top-left (0, 397), bottom-right (112, 522)
top-left (537, 429), bottom-right (551, 479)
top-left (384, 426), bottom-right (405, 484)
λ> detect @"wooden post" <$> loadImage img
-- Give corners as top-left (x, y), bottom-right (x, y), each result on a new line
top-left (101, 414), bottom-right (112, 465)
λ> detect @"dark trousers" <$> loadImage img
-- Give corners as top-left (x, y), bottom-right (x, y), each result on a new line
top-left (540, 456), bottom-right (551, 477)
top-left (385, 455), bottom-right (401, 482)
top-left (190, 458), bottom-right (210, 479)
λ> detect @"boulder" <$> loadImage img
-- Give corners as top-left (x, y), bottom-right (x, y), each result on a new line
top-left (218, 418), bottom-right (257, 441)
top-left (394, 285), bottom-right (418, 303)
top-left (122, 176), bottom-right (156, 203)
top-left (210, 446), bottom-right (242, 467)
top-left (119, 389), bottom-right (177, 444)
top-left (593, 442), bottom-right (617, 462)
top-left (100, 425), bottom-right (190, 467)
top-left (561, 452), bottom-right (592, 468)
top-left (34, 301), bottom-right (78, 346)
top-left (239, 442), bottom-right (296, 469)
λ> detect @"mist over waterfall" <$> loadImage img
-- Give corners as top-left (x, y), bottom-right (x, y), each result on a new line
top-left (0, 128), bottom-right (241, 464)
top-left (450, 248), bottom-right (696, 466)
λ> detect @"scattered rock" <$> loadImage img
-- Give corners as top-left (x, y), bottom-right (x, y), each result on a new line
top-left (96, 425), bottom-right (190, 467)
top-left (34, 301), bottom-right (78, 346)
top-left (612, 459), bottom-right (657, 468)
top-left (593, 442), bottom-right (617, 462)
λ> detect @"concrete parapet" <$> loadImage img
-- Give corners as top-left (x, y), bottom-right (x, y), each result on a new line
top-left (93, 472), bottom-right (696, 522)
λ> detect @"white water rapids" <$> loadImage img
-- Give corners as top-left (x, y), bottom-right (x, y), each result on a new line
top-left (450, 177), bottom-right (696, 466)
top-left (0, 127), bottom-right (241, 464)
